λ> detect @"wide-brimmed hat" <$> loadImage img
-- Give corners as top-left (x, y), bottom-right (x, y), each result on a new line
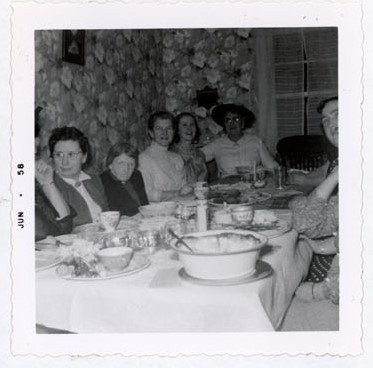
top-left (211, 103), bottom-right (256, 129)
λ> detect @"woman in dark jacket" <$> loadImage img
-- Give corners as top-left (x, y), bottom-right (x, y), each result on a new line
top-left (101, 142), bottom-right (148, 217)
top-left (35, 108), bottom-right (75, 240)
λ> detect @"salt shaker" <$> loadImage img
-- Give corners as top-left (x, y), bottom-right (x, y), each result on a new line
top-left (196, 200), bottom-right (208, 232)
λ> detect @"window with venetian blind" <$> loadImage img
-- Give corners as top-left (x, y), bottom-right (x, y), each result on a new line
top-left (272, 27), bottom-right (338, 139)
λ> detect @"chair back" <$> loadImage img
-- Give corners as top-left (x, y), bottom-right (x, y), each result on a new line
top-left (276, 135), bottom-right (328, 171)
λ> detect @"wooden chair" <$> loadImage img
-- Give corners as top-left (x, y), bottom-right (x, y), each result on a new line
top-left (276, 135), bottom-right (328, 171)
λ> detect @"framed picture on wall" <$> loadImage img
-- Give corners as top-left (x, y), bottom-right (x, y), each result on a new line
top-left (62, 30), bottom-right (85, 65)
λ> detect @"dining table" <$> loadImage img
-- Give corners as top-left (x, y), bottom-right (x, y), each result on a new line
top-left (35, 181), bottom-right (314, 333)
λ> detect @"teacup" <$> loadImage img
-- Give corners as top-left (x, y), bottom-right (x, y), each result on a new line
top-left (231, 206), bottom-right (254, 224)
top-left (213, 209), bottom-right (233, 225)
top-left (99, 211), bottom-right (120, 232)
top-left (97, 247), bottom-right (133, 272)
top-left (194, 186), bottom-right (209, 200)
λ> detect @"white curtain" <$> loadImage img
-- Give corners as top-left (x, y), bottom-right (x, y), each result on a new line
top-left (253, 29), bottom-right (278, 154)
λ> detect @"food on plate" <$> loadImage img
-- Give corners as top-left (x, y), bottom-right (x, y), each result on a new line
top-left (252, 210), bottom-right (278, 226)
top-left (181, 232), bottom-right (262, 254)
top-left (253, 180), bottom-right (266, 188)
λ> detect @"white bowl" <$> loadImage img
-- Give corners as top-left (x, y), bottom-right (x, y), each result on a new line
top-left (97, 247), bottom-right (133, 272)
top-left (172, 230), bottom-right (267, 280)
top-left (139, 201), bottom-right (177, 218)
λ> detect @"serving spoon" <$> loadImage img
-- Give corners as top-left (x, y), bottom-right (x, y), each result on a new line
top-left (167, 229), bottom-right (194, 252)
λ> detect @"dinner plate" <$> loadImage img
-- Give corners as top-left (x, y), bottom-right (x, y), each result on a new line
top-left (178, 260), bottom-right (272, 286)
top-left (209, 191), bottom-right (272, 206)
top-left (57, 254), bottom-right (151, 281)
top-left (35, 234), bottom-right (78, 251)
top-left (35, 251), bottom-right (62, 272)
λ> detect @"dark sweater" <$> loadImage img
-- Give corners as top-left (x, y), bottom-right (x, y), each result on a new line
top-left (35, 181), bottom-right (75, 241)
top-left (100, 169), bottom-right (148, 217)
top-left (53, 173), bottom-right (109, 227)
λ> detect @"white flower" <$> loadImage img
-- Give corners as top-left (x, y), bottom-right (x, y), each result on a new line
top-left (194, 106), bottom-right (207, 118)
top-left (105, 50), bottom-right (114, 66)
top-left (125, 81), bottom-right (134, 98)
top-left (165, 82), bottom-right (177, 97)
top-left (226, 86), bottom-right (238, 99)
top-left (73, 72), bottom-right (83, 92)
top-left (191, 52), bottom-right (206, 68)
top-left (35, 53), bottom-right (45, 73)
top-left (115, 34), bottom-right (124, 48)
top-left (108, 127), bottom-right (120, 145)
top-left (181, 65), bottom-right (192, 78)
top-left (119, 92), bottom-right (126, 106)
top-left (73, 93), bottom-right (87, 114)
top-left (207, 54), bottom-right (219, 68)
top-left (194, 40), bottom-right (204, 51)
top-left (236, 29), bottom-right (251, 38)
top-left (132, 48), bottom-right (141, 63)
top-left (123, 30), bottom-right (132, 42)
top-left (86, 55), bottom-right (95, 70)
top-left (166, 97), bottom-right (179, 112)
top-left (148, 60), bottom-right (156, 75)
top-left (175, 31), bottom-right (185, 44)
top-left (224, 35), bottom-right (235, 48)
top-left (176, 81), bottom-right (187, 94)
top-left (94, 43), bottom-right (105, 63)
top-left (42, 31), bottom-right (53, 47)
top-left (163, 34), bottom-right (174, 48)
top-left (163, 49), bottom-right (176, 64)
top-left (240, 61), bottom-right (252, 72)
top-left (238, 74), bottom-right (251, 90)
top-left (206, 69), bottom-right (221, 85)
top-left (60, 66), bottom-right (73, 89)
top-left (97, 105), bottom-right (108, 125)
top-left (49, 81), bottom-right (60, 98)
top-left (220, 52), bottom-right (230, 64)
top-left (104, 66), bottom-right (116, 85)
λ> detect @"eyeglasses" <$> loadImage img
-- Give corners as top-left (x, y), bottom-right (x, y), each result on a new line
top-left (53, 151), bottom-right (83, 160)
top-left (224, 117), bottom-right (241, 124)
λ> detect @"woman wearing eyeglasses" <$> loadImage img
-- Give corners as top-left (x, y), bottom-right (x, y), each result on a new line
top-left (138, 111), bottom-right (192, 202)
top-left (49, 126), bottom-right (108, 227)
top-left (201, 104), bottom-right (278, 178)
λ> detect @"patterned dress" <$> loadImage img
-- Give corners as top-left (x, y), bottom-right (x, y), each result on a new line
top-left (171, 143), bottom-right (207, 184)
top-left (289, 194), bottom-right (338, 285)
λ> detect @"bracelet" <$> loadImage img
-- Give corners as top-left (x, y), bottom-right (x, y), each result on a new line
top-left (41, 181), bottom-right (54, 187)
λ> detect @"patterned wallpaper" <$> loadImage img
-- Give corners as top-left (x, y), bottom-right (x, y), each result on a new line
top-left (35, 28), bottom-right (256, 172)
top-left (35, 29), bottom-right (165, 172)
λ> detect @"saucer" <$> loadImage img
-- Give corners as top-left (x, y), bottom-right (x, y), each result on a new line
top-left (178, 260), bottom-right (272, 286)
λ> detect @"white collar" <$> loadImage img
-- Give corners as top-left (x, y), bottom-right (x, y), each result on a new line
top-left (59, 171), bottom-right (91, 186)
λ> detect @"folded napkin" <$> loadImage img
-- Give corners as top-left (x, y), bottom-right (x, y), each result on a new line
top-left (148, 268), bottom-right (182, 288)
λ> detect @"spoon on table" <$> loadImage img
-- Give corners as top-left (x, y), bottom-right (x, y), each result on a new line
top-left (167, 229), bottom-right (194, 252)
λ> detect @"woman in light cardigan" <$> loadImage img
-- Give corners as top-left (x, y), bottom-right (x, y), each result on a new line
top-left (139, 111), bottom-right (192, 202)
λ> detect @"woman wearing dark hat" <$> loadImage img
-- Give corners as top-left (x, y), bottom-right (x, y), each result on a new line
top-left (201, 104), bottom-right (278, 178)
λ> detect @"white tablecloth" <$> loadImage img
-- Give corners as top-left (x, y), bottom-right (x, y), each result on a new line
top-left (36, 228), bottom-right (312, 333)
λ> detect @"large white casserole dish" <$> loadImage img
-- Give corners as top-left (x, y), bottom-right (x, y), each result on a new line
top-left (171, 229), bottom-right (268, 280)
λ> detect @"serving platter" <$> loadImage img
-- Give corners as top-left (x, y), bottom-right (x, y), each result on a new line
top-left (211, 209), bottom-right (292, 238)
top-left (178, 260), bottom-right (272, 286)
top-left (35, 251), bottom-right (62, 272)
top-left (56, 253), bottom-right (150, 281)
